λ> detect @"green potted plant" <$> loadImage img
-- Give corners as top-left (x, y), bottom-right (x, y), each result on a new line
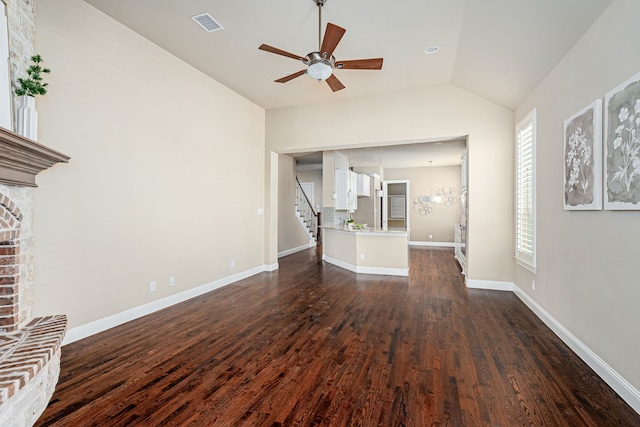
top-left (15, 54), bottom-right (50, 97)
top-left (15, 54), bottom-right (50, 140)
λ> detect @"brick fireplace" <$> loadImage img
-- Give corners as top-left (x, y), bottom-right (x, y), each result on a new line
top-left (0, 126), bottom-right (69, 426)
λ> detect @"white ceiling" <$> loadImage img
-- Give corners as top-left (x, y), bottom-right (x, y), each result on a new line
top-left (84, 0), bottom-right (612, 111)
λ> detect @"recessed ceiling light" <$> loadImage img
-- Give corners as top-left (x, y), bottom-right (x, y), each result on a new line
top-left (424, 46), bottom-right (439, 54)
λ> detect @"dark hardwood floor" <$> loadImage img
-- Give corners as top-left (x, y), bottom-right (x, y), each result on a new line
top-left (36, 247), bottom-right (640, 426)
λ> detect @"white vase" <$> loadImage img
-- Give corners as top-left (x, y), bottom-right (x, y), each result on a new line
top-left (16, 95), bottom-right (38, 140)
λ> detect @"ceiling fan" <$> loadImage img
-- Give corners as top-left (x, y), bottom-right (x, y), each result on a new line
top-left (258, 0), bottom-right (383, 92)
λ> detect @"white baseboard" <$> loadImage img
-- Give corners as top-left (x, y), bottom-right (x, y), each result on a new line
top-left (63, 265), bottom-right (269, 346)
top-left (324, 256), bottom-right (409, 277)
top-left (466, 279), bottom-right (514, 291)
top-left (409, 241), bottom-right (455, 248)
top-left (264, 262), bottom-right (279, 272)
top-left (278, 241), bottom-right (315, 258)
top-left (324, 256), bottom-right (356, 273)
top-left (357, 266), bottom-right (409, 277)
top-left (513, 284), bottom-right (640, 414)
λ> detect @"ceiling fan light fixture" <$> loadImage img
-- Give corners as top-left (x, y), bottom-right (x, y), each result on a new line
top-left (307, 60), bottom-right (332, 81)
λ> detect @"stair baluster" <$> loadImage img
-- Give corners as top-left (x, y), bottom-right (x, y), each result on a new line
top-left (295, 177), bottom-right (321, 244)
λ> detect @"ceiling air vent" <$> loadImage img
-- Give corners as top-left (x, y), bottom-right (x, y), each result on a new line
top-left (190, 13), bottom-right (223, 32)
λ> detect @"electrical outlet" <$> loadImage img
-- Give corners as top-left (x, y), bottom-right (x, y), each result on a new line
top-left (531, 280), bottom-right (536, 290)
top-left (150, 281), bottom-right (157, 292)
top-left (230, 259), bottom-right (235, 268)
top-left (169, 276), bottom-right (175, 287)
top-left (360, 253), bottom-right (365, 260)
top-left (429, 234), bottom-right (433, 239)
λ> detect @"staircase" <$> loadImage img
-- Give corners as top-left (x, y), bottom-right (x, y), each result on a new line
top-left (295, 177), bottom-right (321, 244)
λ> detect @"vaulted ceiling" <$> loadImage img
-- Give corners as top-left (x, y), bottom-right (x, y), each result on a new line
top-left (85, 0), bottom-right (611, 111)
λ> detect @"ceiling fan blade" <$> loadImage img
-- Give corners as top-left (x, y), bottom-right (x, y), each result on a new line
top-left (326, 74), bottom-right (345, 92)
top-left (259, 44), bottom-right (304, 61)
top-left (336, 58), bottom-right (384, 70)
top-left (320, 23), bottom-right (346, 58)
top-left (274, 70), bottom-right (306, 83)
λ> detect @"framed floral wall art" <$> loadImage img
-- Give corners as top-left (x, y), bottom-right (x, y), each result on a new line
top-left (604, 71), bottom-right (640, 210)
top-left (563, 100), bottom-right (602, 210)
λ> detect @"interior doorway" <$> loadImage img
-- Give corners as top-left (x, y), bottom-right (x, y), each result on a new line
top-left (382, 180), bottom-right (410, 231)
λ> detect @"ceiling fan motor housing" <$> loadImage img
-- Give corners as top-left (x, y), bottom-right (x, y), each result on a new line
top-left (304, 52), bottom-right (336, 81)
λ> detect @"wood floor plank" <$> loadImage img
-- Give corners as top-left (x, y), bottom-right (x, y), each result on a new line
top-left (35, 247), bottom-right (640, 426)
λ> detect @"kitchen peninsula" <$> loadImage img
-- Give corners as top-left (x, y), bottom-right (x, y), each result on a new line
top-left (323, 227), bottom-right (409, 276)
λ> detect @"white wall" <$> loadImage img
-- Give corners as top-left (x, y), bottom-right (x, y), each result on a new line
top-left (266, 84), bottom-right (513, 282)
top-left (32, 0), bottom-right (265, 329)
top-left (514, 0), bottom-right (640, 393)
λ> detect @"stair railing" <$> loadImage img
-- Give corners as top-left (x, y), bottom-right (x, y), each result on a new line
top-left (295, 177), bottom-right (321, 244)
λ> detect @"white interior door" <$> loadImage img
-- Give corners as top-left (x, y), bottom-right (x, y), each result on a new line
top-left (300, 182), bottom-right (314, 207)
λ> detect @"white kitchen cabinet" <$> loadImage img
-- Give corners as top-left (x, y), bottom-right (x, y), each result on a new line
top-left (335, 169), bottom-right (357, 210)
top-left (356, 174), bottom-right (371, 197)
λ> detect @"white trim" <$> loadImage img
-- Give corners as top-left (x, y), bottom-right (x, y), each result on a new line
top-left (515, 108), bottom-right (537, 271)
top-left (383, 179), bottom-right (410, 232)
top-left (324, 256), bottom-right (409, 277)
top-left (357, 266), bottom-right (409, 277)
top-left (466, 279), bottom-right (514, 292)
top-left (278, 241), bottom-right (314, 258)
top-left (63, 265), bottom-right (269, 346)
top-left (513, 284), bottom-right (640, 414)
top-left (409, 241), bottom-right (455, 248)
top-left (264, 262), bottom-right (279, 272)
top-left (324, 256), bottom-right (355, 272)
top-left (516, 257), bottom-right (536, 273)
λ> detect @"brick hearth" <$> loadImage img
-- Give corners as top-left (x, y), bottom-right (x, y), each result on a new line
top-left (0, 127), bottom-right (69, 425)
top-left (0, 315), bottom-right (66, 425)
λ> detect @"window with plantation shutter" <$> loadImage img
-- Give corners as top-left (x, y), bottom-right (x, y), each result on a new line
top-left (515, 109), bottom-right (536, 272)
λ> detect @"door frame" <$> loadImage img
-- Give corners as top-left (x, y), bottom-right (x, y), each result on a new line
top-left (381, 179), bottom-right (410, 232)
